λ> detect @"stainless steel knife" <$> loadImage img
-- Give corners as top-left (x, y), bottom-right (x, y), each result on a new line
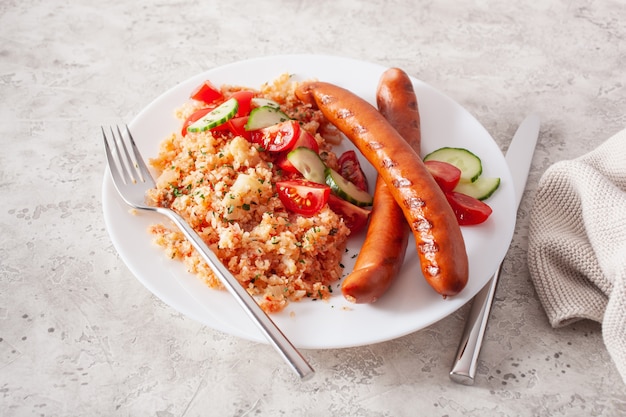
top-left (449, 113), bottom-right (541, 385)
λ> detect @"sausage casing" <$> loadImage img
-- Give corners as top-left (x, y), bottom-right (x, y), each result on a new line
top-left (296, 79), bottom-right (468, 297)
top-left (341, 68), bottom-right (420, 303)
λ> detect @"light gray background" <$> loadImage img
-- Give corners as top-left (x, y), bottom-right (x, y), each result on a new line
top-left (1, 0), bottom-right (625, 416)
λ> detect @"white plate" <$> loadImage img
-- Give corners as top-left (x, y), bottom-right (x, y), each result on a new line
top-left (102, 54), bottom-right (516, 349)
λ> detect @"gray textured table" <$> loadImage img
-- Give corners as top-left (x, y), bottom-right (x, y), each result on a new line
top-left (2, 0), bottom-right (625, 415)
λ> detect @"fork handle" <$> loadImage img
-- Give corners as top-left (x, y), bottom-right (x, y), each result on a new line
top-left (159, 208), bottom-right (315, 380)
top-left (449, 263), bottom-right (502, 385)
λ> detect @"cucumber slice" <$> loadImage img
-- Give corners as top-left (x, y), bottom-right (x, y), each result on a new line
top-left (187, 98), bottom-right (238, 133)
top-left (250, 97), bottom-right (280, 109)
top-left (245, 106), bottom-right (290, 131)
top-left (454, 176), bottom-right (501, 200)
top-left (287, 147), bottom-right (327, 184)
top-left (325, 168), bottom-right (373, 207)
top-left (424, 147), bottom-right (482, 183)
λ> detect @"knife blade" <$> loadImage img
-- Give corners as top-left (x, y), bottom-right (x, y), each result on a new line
top-left (449, 113), bottom-right (540, 385)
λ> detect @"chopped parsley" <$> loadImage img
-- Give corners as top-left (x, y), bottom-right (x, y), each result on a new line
top-left (170, 184), bottom-right (183, 197)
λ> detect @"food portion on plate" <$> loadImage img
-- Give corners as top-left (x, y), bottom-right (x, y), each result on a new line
top-left (102, 55), bottom-right (517, 347)
top-left (339, 68), bottom-right (422, 304)
top-left (336, 68), bottom-right (500, 304)
top-left (143, 67), bottom-right (502, 314)
top-left (145, 74), bottom-right (373, 313)
top-left (298, 70), bottom-right (478, 303)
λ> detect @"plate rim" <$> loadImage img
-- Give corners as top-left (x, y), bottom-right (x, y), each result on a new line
top-left (102, 53), bottom-right (516, 349)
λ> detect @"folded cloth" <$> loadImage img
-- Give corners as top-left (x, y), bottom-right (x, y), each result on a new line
top-left (528, 127), bottom-right (626, 383)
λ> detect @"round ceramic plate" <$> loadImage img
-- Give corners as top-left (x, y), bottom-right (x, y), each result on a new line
top-left (102, 54), bottom-right (516, 349)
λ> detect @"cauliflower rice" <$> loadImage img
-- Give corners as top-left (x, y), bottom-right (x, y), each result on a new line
top-left (146, 74), bottom-right (350, 313)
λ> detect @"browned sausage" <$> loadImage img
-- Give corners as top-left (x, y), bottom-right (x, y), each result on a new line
top-left (376, 68), bottom-right (422, 151)
top-left (341, 176), bottom-right (409, 303)
top-left (341, 68), bottom-right (420, 303)
top-left (296, 79), bottom-right (468, 297)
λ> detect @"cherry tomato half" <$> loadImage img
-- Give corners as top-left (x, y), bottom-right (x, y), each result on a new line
top-left (276, 179), bottom-right (330, 216)
top-left (327, 194), bottom-right (370, 233)
top-left (226, 116), bottom-right (250, 140)
top-left (445, 191), bottom-right (493, 225)
top-left (424, 160), bottom-right (461, 193)
top-left (276, 130), bottom-right (320, 173)
top-left (230, 90), bottom-right (255, 117)
top-left (190, 80), bottom-right (223, 104)
top-left (338, 150), bottom-right (369, 192)
top-left (181, 106), bottom-right (217, 136)
top-left (293, 130), bottom-right (319, 153)
top-left (276, 154), bottom-right (300, 174)
top-left (250, 120), bottom-right (300, 152)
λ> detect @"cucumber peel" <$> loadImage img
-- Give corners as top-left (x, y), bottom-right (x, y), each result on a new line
top-left (245, 106), bottom-right (290, 131)
top-left (325, 168), bottom-right (373, 207)
top-left (187, 98), bottom-right (238, 133)
top-left (424, 147), bottom-right (482, 183)
top-left (453, 177), bottom-right (501, 200)
top-left (425, 146), bottom-right (500, 200)
top-left (287, 147), bottom-right (327, 184)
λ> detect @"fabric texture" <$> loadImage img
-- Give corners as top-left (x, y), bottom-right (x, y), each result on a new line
top-left (528, 128), bottom-right (626, 383)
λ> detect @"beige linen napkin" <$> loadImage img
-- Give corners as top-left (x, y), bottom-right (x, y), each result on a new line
top-left (527, 128), bottom-right (626, 382)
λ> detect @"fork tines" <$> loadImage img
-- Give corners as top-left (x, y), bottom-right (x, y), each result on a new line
top-left (102, 125), bottom-right (148, 185)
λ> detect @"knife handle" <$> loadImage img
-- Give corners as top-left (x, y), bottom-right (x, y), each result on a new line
top-left (449, 263), bottom-right (503, 385)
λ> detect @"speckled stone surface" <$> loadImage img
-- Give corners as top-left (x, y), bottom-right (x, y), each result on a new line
top-left (2, 0), bottom-right (626, 416)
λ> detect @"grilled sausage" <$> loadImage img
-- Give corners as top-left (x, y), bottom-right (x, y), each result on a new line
top-left (296, 79), bottom-right (468, 297)
top-left (341, 176), bottom-right (409, 303)
top-left (341, 68), bottom-right (420, 303)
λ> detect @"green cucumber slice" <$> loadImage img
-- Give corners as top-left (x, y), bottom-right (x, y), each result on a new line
top-left (245, 106), bottom-right (290, 131)
top-left (424, 147), bottom-right (482, 183)
top-left (187, 98), bottom-right (238, 133)
top-left (325, 168), bottom-right (373, 207)
top-left (453, 177), bottom-right (501, 200)
top-left (287, 147), bottom-right (327, 184)
top-left (250, 97), bottom-right (280, 109)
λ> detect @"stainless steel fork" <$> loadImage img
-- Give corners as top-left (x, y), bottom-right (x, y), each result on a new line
top-left (103, 125), bottom-right (314, 380)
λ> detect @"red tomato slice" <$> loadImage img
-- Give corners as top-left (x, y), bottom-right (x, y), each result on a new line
top-left (276, 130), bottom-right (320, 173)
top-left (230, 90), bottom-right (255, 117)
top-left (276, 179), bottom-right (330, 216)
top-left (226, 116), bottom-right (250, 140)
top-left (190, 81), bottom-right (223, 104)
top-left (424, 160), bottom-right (461, 192)
top-left (250, 120), bottom-right (300, 152)
top-left (294, 130), bottom-right (319, 153)
top-left (327, 194), bottom-right (370, 233)
top-left (276, 154), bottom-right (300, 174)
top-left (445, 191), bottom-right (493, 225)
top-left (181, 107), bottom-right (216, 136)
top-left (338, 150), bottom-right (369, 192)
